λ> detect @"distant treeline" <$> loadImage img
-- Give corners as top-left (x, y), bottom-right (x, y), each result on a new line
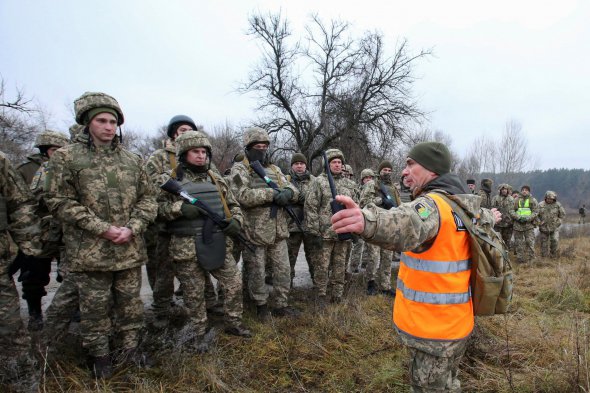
top-left (477, 168), bottom-right (590, 210)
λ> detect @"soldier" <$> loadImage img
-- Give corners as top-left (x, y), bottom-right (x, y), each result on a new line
top-left (0, 151), bottom-right (43, 392)
top-left (510, 185), bottom-right (539, 264)
top-left (158, 131), bottom-right (251, 352)
top-left (348, 168), bottom-right (375, 274)
top-left (343, 164), bottom-right (355, 181)
top-left (305, 148), bottom-right (358, 306)
top-left (230, 127), bottom-right (299, 320)
top-left (359, 160), bottom-right (401, 297)
top-left (286, 153), bottom-right (316, 287)
top-left (44, 92), bottom-right (157, 378)
top-left (491, 183), bottom-right (515, 248)
top-left (466, 178), bottom-right (476, 194)
top-left (478, 178), bottom-right (493, 208)
top-left (15, 131), bottom-right (68, 331)
top-left (331, 141), bottom-right (500, 392)
top-left (399, 175), bottom-right (412, 203)
top-left (538, 191), bottom-right (566, 258)
top-left (579, 204), bottom-right (586, 224)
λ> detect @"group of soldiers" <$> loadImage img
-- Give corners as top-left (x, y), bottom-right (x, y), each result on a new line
top-left (467, 178), bottom-right (566, 262)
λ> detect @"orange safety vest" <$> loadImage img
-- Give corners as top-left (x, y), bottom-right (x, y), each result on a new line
top-left (393, 193), bottom-right (474, 341)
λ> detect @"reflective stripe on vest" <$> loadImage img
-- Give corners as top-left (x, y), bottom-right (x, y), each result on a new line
top-left (517, 198), bottom-right (531, 216)
top-left (394, 192), bottom-right (474, 341)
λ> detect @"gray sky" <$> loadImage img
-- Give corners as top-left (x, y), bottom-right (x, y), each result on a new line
top-left (1, 0), bottom-right (589, 169)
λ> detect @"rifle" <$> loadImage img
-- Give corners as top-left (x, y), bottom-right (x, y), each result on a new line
top-left (160, 178), bottom-right (254, 252)
top-left (322, 151), bottom-right (352, 241)
top-left (378, 181), bottom-right (397, 210)
top-left (249, 160), bottom-right (304, 231)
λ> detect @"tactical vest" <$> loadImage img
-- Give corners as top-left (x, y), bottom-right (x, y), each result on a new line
top-left (394, 193), bottom-right (474, 341)
top-left (0, 195), bottom-right (7, 231)
top-left (517, 198), bottom-right (531, 217)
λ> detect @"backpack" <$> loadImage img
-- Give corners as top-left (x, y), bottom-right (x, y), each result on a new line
top-left (436, 193), bottom-right (513, 316)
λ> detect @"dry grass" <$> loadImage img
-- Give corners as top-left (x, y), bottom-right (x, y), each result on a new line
top-left (37, 234), bottom-right (590, 392)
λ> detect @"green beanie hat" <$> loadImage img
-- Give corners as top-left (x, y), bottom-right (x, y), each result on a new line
top-left (378, 160), bottom-right (393, 173)
top-left (291, 153), bottom-right (307, 166)
top-left (407, 141), bottom-right (452, 175)
top-left (86, 107), bottom-right (119, 124)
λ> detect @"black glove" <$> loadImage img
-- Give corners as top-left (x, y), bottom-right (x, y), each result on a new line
top-left (308, 234), bottom-right (323, 249)
top-left (180, 203), bottom-right (204, 219)
top-left (273, 188), bottom-right (294, 206)
top-left (351, 234), bottom-right (360, 244)
top-left (222, 218), bottom-right (241, 236)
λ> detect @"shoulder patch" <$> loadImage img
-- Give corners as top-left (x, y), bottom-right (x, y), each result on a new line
top-left (414, 202), bottom-right (432, 220)
top-left (452, 211), bottom-right (467, 231)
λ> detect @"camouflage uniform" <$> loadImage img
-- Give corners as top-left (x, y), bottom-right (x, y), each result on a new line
top-left (305, 149), bottom-right (357, 301)
top-left (158, 132), bottom-right (247, 337)
top-left (229, 128), bottom-right (298, 313)
top-left (538, 191), bottom-right (566, 258)
top-left (477, 178), bottom-right (493, 209)
top-left (0, 151), bottom-right (42, 390)
top-left (44, 93), bottom-right (157, 359)
top-left (348, 170), bottom-right (375, 273)
top-left (286, 168), bottom-right (316, 286)
top-left (491, 184), bottom-right (515, 248)
top-left (359, 175), bottom-right (402, 294)
top-left (510, 191), bottom-right (539, 264)
top-left (359, 172), bottom-right (490, 393)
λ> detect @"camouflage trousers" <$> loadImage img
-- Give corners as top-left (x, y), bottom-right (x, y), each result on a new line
top-left (287, 232), bottom-right (316, 285)
top-left (70, 268), bottom-right (143, 357)
top-left (495, 225), bottom-right (513, 250)
top-left (145, 228), bottom-right (176, 317)
top-left (348, 238), bottom-right (373, 273)
top-left (242, 239), bottom-right (290, 308)
top-left (398, 331), bottom-right (468, 393)
top-left (365, 243), bottom-right (394, 291)
top-left (315, 240), bottom-right (351, 299)
top-left (44, 273), bottom-right (79, 344)
top-left (539, 230), bottom-right (560, 258)
top-left (0, 265), bottom-right (37, 386)
top-left (513, 229), bottom-right (535, 263)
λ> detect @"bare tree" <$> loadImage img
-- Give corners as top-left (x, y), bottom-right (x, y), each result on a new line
top-left (497, 120), bottom-right (531, 175)
top-left (209, 122), bottom-right (242, 173)
top-left (240, 12), bottom-right (430, 171)
top-left (122, 126), bottom-right (166, 161)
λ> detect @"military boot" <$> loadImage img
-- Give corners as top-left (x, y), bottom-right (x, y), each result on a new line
top-left (91, 355), bottom-right (113, 379)
top-left (271, 306), bottom-right (301, 318)
top-left (26, 297), bottom-right (44, 331)
top-left (380, 289), bottom-right (396, 297)
top-left (256, 304), bottom-right (270, 322)
top-left (224, 324), bottom-right (252, 338)
top-left (366, 280), bottom-right (377, 296)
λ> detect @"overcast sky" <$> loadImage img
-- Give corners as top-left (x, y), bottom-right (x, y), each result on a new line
top-left (1, 0), bottom-right (589, 169)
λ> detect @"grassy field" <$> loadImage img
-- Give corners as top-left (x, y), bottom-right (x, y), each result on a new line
top-left (38, 228), bottom-right (590, 392)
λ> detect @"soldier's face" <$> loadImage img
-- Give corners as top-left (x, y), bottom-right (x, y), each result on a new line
top-left (402, 158), bottom-right (437, 191)
top-left (174, 124), bottom-right (194, 140)
top-left (186, 147), bottom-right (208, 166)
top-left (292, 161), bottom-right (306, 174)
top-left (330, 158), bottom-right (342, 175)
top-left (47, 146), bottom-right (60, 158)
top-left (362, 176), bottom-right (373, 184)
top-left (380, 167), bottom-right (392, 176)
top-left (521, 189), bottom-right (530, 197)
top-left (545, 197), bottom-right (555, 204)
top-left (500, 188), bottom-right (508, 196)
top-left (467, 184), bottom-right (476, 191)
top-left (88, 113), bottom-right (117, 145)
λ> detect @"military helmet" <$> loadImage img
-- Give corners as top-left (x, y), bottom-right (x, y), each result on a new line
top-left (68, 124), bottom-right (85, 142)
top-left (498, 183), bottom-right (510, 191)
top-left (175, 130), bottom-right (212, 157)
top-left (545, 190), bottom-right (557, 200)
top-left (167, 115), bottom-right (197, 139)
top-left (74, 92), bottom-right (124, 126)
top-left (481, 178), bottom-right (493, 187)
top-left (344, 164), bottom-right (354, 175)
top-left (34, 130), bottom-right (69, 148)
top-left (243, 127), bottom-right (270, 148)
top-left (325, 148), bottom-right (344, 163)
top-left (360, 168), bottom-right (375, 179)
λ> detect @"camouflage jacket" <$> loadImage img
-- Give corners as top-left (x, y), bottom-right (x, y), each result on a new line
top-left (305, 172), bottom-right (358, 240)
top-left (491, 194), bottom-right (515, 227)
top-left (510, 196), bottom-right (539, 231)
top-left (229, 160), bottom-right (298, 246)
top-left (359, 178), bottom-right (402, 209)
top-left (0, 151), bottom-right (42, 270)
top-left (538, 201), bottom-right (565, 233)
top-left (287, 169), bottom-right (315, 233)
top-left (17, 152), bottom-right (46, 185)
top-left (360, 173), bottom-right (493, 253)
top-left (478, 189), bottom-right (492, 209)
top-left (44, 134), bottom-right (157, 271)
top-left (145, 139), bottom-right (177, 185)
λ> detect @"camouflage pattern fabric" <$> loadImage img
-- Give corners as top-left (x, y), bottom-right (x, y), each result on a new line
top-left (44, 133), bottom-right (157, 272)
top-left (0, 153), bottom-right (42, 388)
top-left (510, 196), bottom-right (539, 232)
top-left (16, 152), bottom-right (45, 185)
top-left (496, 226), bottom-right (513, 250)
top-left (287, 231), bottom-right (316, 285)
top-left (364, 243), bottom-right (394, 291)
top-left (491, 193), bottom-right (514, 228)
top-left (477, 189), bottom-right (492, 209)
top-left (510, 196), bottom-right (539, 264)
top-left (538, 200), bottom-right (565, 257)
top-left (305, 171), bottom-right (358, 299)
top-left (72, 268), bottom-right (143, 356)
top-left (43, 270), bottom-right (79, 344)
